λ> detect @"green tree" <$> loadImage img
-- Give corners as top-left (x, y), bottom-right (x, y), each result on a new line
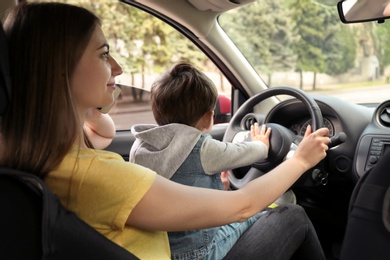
top-left (291, 0), bottom-right (327, 90)
top-left (322, 6), bottom-right (356, 76)
top-left (220, 0), bottom-right (297, 86)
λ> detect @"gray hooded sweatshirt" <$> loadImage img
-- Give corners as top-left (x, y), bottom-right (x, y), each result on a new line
top-left (130, 123), bottom-right (268, 179)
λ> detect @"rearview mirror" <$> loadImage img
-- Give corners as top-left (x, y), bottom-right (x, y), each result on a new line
top-left (337, 0), bottom-right (390, 23)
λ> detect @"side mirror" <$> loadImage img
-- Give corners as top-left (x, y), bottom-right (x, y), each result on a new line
top-left (214, 93), bottom-right (231, 124)
top-left (337, 0), bottom-right (390, 24)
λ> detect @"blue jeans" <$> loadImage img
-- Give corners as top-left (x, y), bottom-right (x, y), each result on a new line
top-left (171, 211), bottom-right (267, 260)
top-left (224, 205), bottom-right (326, 260)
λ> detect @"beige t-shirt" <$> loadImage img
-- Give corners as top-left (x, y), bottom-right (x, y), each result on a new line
top-left (46, 146), bottom-right (170, 259)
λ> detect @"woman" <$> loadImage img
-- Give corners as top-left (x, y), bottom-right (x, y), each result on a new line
top-left (0, 2), bottom-right (330, 259)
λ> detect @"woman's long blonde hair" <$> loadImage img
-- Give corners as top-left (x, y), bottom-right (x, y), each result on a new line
top-left (1, 2), bottom-right (100, 177)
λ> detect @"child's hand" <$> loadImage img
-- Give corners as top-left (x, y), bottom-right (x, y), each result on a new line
top-left (251, 123), bottom-right (271, 148)
top-left (220, 171), bottom-right (231, 191)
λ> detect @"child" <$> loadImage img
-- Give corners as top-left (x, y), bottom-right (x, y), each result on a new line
top-left (130, 61), bottom-right (293, 259)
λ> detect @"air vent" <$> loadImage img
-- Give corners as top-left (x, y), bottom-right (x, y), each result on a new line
top-left (242, 115), bottom-right (258, 130)
top-left (379, 106), bottom-right (390, 127)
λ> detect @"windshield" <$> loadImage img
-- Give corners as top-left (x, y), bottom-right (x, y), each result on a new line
top-left (218, 0), bottom-right (390, 105)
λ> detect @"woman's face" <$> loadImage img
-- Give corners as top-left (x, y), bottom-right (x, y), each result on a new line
top-left (70, 25), bottom-right (123, 113)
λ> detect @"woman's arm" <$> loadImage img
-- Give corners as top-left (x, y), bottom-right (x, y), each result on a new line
top-left (84, 108), bottom-right (115, 149)
top-left (127, 126), bottom-right (330, 231)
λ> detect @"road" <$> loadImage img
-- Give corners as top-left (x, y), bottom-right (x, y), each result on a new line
top-left (308, 84), bottom-right (390, 104)
top-left (111, 109), bottom-right (155, 130)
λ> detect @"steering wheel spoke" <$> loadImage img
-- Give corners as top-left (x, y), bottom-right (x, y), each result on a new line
top-left (229, 167), bottom-right (265, 190)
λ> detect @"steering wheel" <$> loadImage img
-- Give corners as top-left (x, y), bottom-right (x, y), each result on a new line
top-left (223, 86), bottom-right (324, 189)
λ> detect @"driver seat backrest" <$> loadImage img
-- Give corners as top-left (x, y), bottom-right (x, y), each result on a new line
top-left (0, 168), bottom-right (139, 259)
top-left (340, 150), bottom-right (390, 260)
top-left (0, 22), bottom-right (138, 259)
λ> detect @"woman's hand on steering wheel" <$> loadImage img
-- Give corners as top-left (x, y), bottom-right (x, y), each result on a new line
top-left (293, 125), bottom-right (330, 170)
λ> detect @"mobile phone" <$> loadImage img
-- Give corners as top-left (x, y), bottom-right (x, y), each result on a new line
top-left (97, 85), bottom-right (122, 114)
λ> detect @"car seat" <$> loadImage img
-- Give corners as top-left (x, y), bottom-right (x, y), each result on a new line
top-left (340, 150), bottom-right (390, 260)
top-left (0, 23), bottom-right (138, 260)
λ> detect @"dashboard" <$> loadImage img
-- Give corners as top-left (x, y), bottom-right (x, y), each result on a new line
top-left (237, 94), bottom-right (390, 182)
top-left (261, 95), bottom-right (374, 182)
top-left (288, 117), bottom-right (335, 137)
top-left (265, 98), bottom-right (343, 138)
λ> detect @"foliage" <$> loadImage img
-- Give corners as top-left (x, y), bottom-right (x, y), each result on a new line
top-left (321, 6), bottom-right (356, 75)
top-left (29, 0), bottom-right (376, 85)
top-left (32, 0), bottom-right (209, 86)
top-left (291, 0), bottom-right (326, 74)
top-left (220, 0), bottom-right (297, 77)
top-left (219, 0), bottom-right (360, 87)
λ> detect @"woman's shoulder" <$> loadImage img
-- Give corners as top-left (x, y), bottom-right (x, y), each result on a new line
top-left (54, 146), bottom-right (156, 187)
top-left (69, 146), bottom-right (123, 161)
top-left (67, 146), bottom-right (155, 174)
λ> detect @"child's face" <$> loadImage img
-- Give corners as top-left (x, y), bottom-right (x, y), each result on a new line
top-left (70, 25), bottom-right (123, 113)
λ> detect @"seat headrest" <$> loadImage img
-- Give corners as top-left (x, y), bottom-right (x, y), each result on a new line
top-left (0, 22), bottom-right (11, 116)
